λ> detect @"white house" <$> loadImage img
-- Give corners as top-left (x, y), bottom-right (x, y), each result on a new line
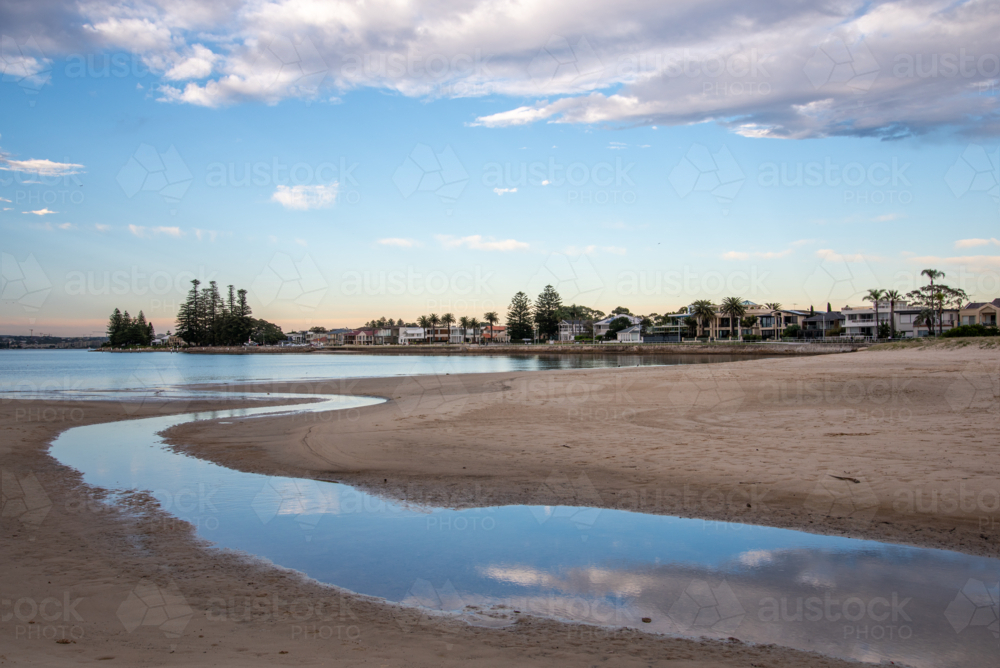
top-left (593, 314), bottom-right (642, 338)
top-left (391, 327), bottom-right (425, 344)
top-left (558, 320), bottom-right (589, 342)
top-left (843, 300), bottom-right (957, 338)
top-left (616, 325), bottom-right (643, 343)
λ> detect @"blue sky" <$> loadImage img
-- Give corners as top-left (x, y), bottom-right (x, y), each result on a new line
top-left (1, 0), bottom-right (998, 335)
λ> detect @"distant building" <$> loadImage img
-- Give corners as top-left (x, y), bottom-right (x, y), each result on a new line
top-left (558, 320), bottom-right (589, 342)
top-left (960, 298), bottom-right (1000, 327)
top-left (616, 325), bottom-right (643, 343)
top-left (593, 314), bottom-right (642, 338)
top-left (802, 311), bottom-right (844, 338)
top-left (481, 324), bottom-right (509, 344)
top-left (391, 326), bottom-right (425, 344)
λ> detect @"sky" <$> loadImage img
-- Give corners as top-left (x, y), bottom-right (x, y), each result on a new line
top-left (1, 0), bottom-right (999, 336)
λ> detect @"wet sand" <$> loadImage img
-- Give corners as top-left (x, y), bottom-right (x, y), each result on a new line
top-left (2, 340), bottom-right (997, 666)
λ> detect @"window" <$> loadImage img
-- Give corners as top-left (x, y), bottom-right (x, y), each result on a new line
top-left (760, 316), bottom-right (774, 327)
top-left (785, 316), bottom-right (797, 325)
top-left (900, 314), bottom-right (913, 324)
top-left (719, 318), bottom-right (731, 328)
top-left (962, 315), bottom-right (976, 325)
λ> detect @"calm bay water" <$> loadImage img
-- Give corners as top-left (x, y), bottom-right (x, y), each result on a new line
top-left (0, 349), bottom-right (762, 396)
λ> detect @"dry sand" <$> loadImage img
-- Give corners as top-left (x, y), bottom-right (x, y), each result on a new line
top-left (2, 341), bottom-right (998, 666)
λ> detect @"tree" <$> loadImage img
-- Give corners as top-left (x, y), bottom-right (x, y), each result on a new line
top-left (864, 289), bottom-right (886, 339)
top-left (921, 269), bottom-right (946, 335)
top-left (684, 316), bottom-right (698, 338)
top-left (690, 300), bottom-right (715, 338)
top-left (424, 313), bottom-right (438, 342)
top-left (611, 306), bottom-right (631, 315)
top-left (506, 292), bottom-right (533, 341)
top-left (604, 316), bottom-right (633, 340)
top-left (915, 307), bottom-right (937, 335)
top-left (740, 315), bottom-right (758, 338)
top-left (458, 316), bottom-right (471, 343)
top-left (441, 313), bottom-right (455, 343)
top-left (483, 311), bottom-right (499, 344)
top-left (884, 289), bottom-right (902, 339)
top-left (765, 302), bottom-right (782, 310)
top-left (783, 323), bottom-right (802, 339)
top-left (533, 285), bottom-right (562, 341)
top-left (877, 322), bottom-right (891, 339)
top-left (921, 268), bottom-right (945, 290)
top-left (719, 297), bottom-right (747, 341)
top-left (251, 318), bottom-right (286, 345)
top-left (176, 279), bottom-right (202, 345)
top-left (944, 285), bottom-right (970, 331)
top-left (107, 308), bottom-right (125, 347)
top-left (468, 317), bottom-right (481, 344)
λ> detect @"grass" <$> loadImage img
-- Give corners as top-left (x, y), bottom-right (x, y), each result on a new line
top-left (868, 337), bottom-right (999, 351)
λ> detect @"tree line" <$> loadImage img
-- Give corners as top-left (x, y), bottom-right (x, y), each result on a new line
top-left (175, 279), bottom-right (285, 346)
top-left (105, 309), bottom-right (155, 347)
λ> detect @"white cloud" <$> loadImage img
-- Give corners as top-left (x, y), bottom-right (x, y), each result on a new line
top-left (436, 234), bottom-right (529, 252)
top-left (0, 197), bottom-right (10, 202)
top-left (193, 228), bottom-right (223, 241)
top-left (163, 45), bottom-right (218, 81)
top-left (493, 187), bottom-right (517, 195)
top-left (5, 0), bottom-right (999, 138)
top-left (24, 208), bottom-right (56, 216)
top-left (1, 155), bottom-right (84, 176)
top-left (95, 224), bottom-right (111, 232)
top-left (129, 224), bottom-right (184, 238)
top-left (722, 248), bottom-right (794, 260)
top-left (29, 221), bottom-right (75, 231)
top-left (816, 249), bottom-right (879, 263)
top-left (271, 183), bottom-right (338, 210)
top-left (377, 238), bottom-right (420, 248)
top-left (955, 238), bottom-right (1000, 249)
top-left (565, 245), bottom-right (626, 256)
top-left (908, 254), bottom-right (1000, 268)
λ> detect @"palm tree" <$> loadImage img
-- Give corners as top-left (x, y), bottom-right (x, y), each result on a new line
top-left (719, 296), bottom-right (747, 341)
top-left (690, 300), bottom-right (716, 338)
top-left (458, 316), bottom-right (470, 344)
top-left (468, 317), bottom-right (481, 344)
top-left (864, 289), bottom-right (886, 339)
top-left (483, 311), bottom-right (499, 345)
top-left (441, 313), bottom-right (455, 344)
top-left (884, 289), bottom-right (902, 339)
top-left (428, 313), bottom-right (440, 343)
top-left (916, 308), bottom-right (937, 336)
top-left (921, 268), bottom-right (945, 290)
top-left (764, 302), bottom-right (782, 310)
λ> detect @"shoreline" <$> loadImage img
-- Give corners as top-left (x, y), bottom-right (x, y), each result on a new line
top-left (166, 343), bottom-right (999, 559)
top-left (91, 341), bottom-right (865, 355)
top-left (3, 397), bottom-right (859, 668)
top-left (3, 340), bottom-right (998, 666)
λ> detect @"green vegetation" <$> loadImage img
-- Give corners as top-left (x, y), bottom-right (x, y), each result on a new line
top-left (506, 291), bottom-right (533, 341)
top-left (105, 309), bottom-right (154, 347)
top-left (941, 324), bottom-right (999, 338)
top-left (175, 279), bottom-right (284, 346)
top-left (533, 285), bottom-right (563, 340)
top-left (603, 316), bottom-right (633, 340)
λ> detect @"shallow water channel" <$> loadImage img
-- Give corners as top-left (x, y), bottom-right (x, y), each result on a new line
top-left (49, 392), bottom-right (999, 667)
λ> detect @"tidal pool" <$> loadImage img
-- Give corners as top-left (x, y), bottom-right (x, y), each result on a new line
top-left (48, 392), bottom-right (999, 667)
